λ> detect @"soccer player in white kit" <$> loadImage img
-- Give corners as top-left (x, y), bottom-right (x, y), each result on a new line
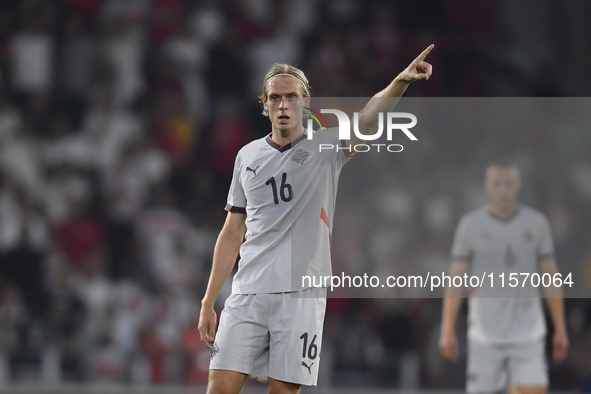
top-left (439, 159), bottom-right (570, 394)
top-left (198, 46), bottom-right (434, 393)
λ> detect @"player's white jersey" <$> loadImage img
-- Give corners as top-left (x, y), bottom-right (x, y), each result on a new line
top-left (451, 205), bottom-right (554, 344)
top-left (226, 128), bottom-right (354, 294)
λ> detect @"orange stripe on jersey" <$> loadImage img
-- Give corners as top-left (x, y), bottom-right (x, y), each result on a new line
top-left (320, 207), bottom-right (329, 228)
top-left (320, 207), bottom-right (332, 247)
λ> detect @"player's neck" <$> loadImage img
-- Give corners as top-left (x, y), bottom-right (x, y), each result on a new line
top-left (489, 203), bottom-right (518, 221)
top-left (271, 126), bottom-right (305, 147)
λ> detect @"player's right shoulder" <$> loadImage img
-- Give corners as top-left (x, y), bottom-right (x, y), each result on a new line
top-left (234, 136), bottom-right (268, 163)
top-left (240, 135), bottom-right (269, 153)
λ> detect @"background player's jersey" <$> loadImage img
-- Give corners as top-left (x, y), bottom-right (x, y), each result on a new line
top-left (226, 128), bottom-right (353, 294)
top-left (451, 205), bottom-right (554, 344)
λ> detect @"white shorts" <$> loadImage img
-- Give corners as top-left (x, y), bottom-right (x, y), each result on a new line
top-left (209, 287), bottom-right (327, 386)
top-left (467, 338), bottom-right (548, 393)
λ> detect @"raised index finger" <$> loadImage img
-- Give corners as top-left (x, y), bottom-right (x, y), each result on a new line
top-left (415, 44), bottom-right (434, 61)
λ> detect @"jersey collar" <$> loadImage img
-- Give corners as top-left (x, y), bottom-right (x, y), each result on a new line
top-left (265, 132), bottom-right (307, 153)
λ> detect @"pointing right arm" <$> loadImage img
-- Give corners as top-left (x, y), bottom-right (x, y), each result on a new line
top-left (198, 211), bottom-right (247, 349)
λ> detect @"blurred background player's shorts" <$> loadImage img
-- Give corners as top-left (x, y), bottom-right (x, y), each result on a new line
top-left (467, 338), bottom-right (547, 393)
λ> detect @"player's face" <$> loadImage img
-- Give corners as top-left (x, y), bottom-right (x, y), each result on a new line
top-left (484, 166), bottom-right (521, 208)
top-left (263, 77), bottom-right (310, 137)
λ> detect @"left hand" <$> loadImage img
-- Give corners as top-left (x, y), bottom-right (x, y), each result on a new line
top-left (553, 329), bottom-right (569, 363)
top-left (397, 44), bottom-right (434, 82)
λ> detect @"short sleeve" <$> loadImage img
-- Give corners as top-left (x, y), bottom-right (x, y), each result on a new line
top-left (451, 216), bottom-right (472, 261)
top-left (537, 215), bottom-right (554, 258)
top-left (225, 153), bottom-right (247, 214)
top-left (314, 127), bottom-right (355, 168)
top-left (338, 137), bottom-right (357, 167)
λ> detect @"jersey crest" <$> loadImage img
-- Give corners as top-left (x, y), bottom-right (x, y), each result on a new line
top-left (292, 148), bottom-right (310, 165)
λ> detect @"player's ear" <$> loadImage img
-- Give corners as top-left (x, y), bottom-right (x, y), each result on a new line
top-left (304, 95), bottom-right (311, 107)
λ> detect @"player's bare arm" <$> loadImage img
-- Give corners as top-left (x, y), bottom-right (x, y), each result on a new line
top-left (350, 44), bottom-right (434, 147)
top-left (439, 258), bottom-right (468, 363)
top-left (539, 256), bottom-right (569, 363)
top-left (199, 211), bottom-right (247, 350)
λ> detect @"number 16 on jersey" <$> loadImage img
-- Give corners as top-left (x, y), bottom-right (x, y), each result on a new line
top-left (266, 172), bottom-right (293, 204)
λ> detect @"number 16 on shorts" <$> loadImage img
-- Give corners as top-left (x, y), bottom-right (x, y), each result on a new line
top-left (300, 332), bottom-right (319, 359)
top-left (300, 332), bottom-right (319, 374)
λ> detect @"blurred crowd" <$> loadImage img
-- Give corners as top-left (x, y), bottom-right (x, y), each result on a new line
top-left (0, 0), bottom-right (590, 390)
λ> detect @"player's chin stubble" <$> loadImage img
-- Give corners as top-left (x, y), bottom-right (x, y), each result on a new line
top-left (275, 120), bottom-right (292, 138)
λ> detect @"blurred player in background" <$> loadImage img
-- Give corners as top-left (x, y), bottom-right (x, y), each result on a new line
top-left (198, 46), bottom-right (433, 393)
top-left (439, 159), bottom-right (569, 394)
